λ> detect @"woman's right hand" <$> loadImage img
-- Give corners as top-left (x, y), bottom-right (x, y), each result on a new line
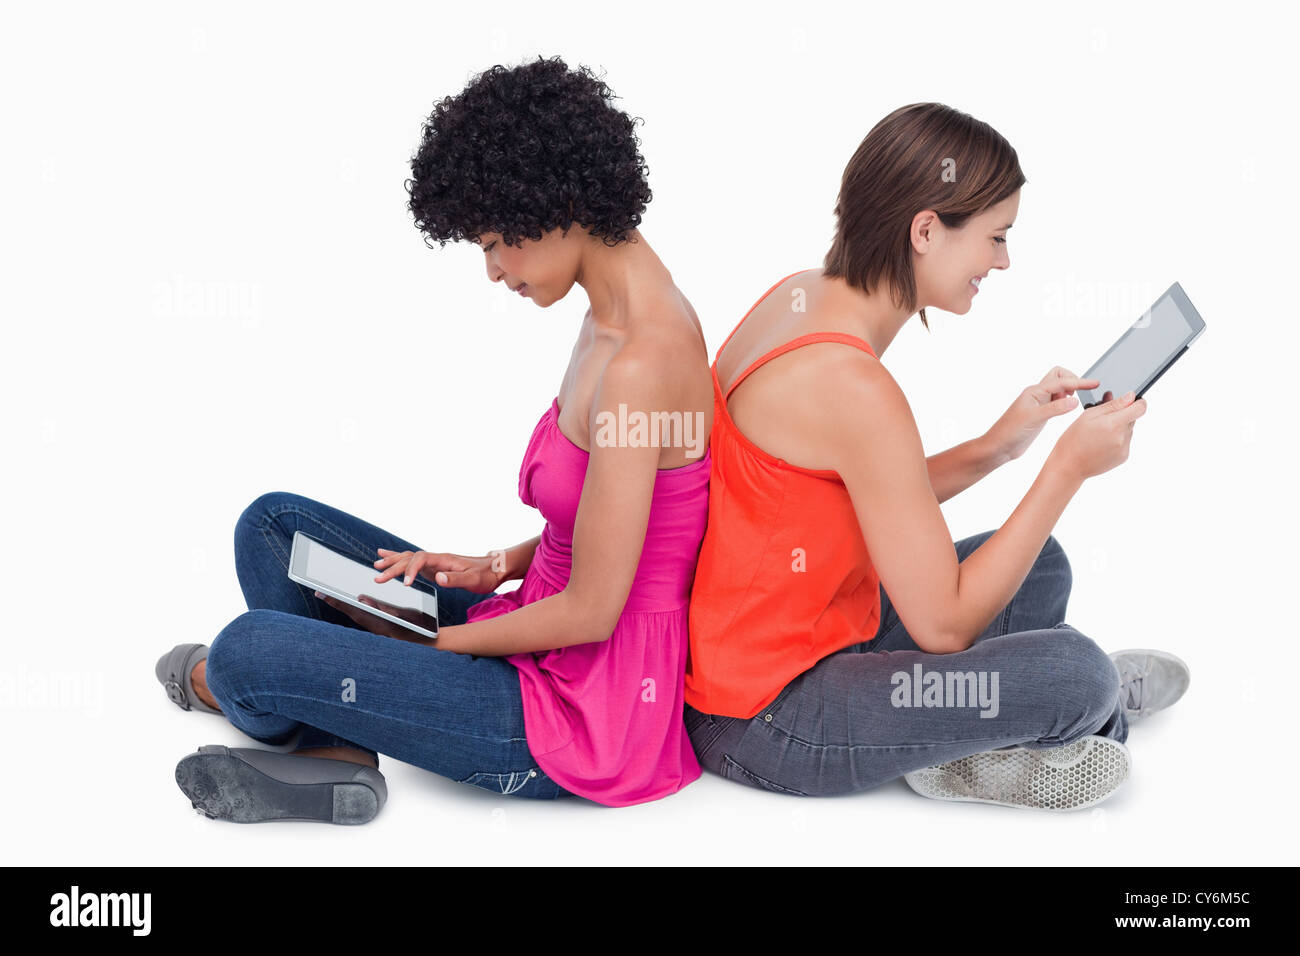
top-left (373, 549), bottom-right (505, 593)
top-left (1047, 390), bottom-right (1148, 482)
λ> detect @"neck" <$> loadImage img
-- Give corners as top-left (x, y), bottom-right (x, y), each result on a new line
top-left (821, 271), bottom-right (916, 358)
top-left (574, 229), bottom-right (667, 327)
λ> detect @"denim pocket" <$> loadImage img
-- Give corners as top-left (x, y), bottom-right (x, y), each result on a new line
top-left (458, 768), bottom-right (541, 796)
top-left (719, 753), bottom-right (808, 796)
top-left (683, 703), bottom-right (713, 737)
top-left (685, 706), bottom-right (736, 765)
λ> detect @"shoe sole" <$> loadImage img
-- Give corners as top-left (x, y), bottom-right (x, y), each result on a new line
top-left (176, 746), bottom-right (382, 824)
top-left (902, 735), bottom-right (1131, 811)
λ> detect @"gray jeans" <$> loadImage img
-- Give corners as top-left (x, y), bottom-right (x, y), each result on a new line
top-left (684, 530), bottom-right (1128, 796)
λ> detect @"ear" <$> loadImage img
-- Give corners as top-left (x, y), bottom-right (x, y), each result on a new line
top-left (910, 209), bottom-right (940, 253)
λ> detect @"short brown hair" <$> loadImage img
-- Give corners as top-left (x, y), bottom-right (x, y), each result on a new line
top-left (823, 103), bottom-right (1026, 330)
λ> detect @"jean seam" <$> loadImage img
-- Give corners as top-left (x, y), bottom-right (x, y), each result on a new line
top-left (687, 715), bottom-right (732, 762)
top-left (461, 768), bottom-right (544, 794)
top-left (257, 524), bottom-right (318, 619)
top-left (264, 502), bottom-right (390, 572)
top-left (999, 597), bottom-right (1014, 638)
top-left (224, 686), bottom-right (529, 746)
top-left (751, 719), bottom-right (1042, 753)
top-left (720, 753), bottom-right (809, 796)
top-left (259, 520), bottom-right (291, 570)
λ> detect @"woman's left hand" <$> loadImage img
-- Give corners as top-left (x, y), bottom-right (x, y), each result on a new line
top-left (314, 591), bottom-right (435, 644)
top-left (985, 367), bottom-right (1100, 463)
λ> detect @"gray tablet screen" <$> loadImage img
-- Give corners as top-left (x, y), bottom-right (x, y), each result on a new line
top-left (1076, 284), bottom-right (1204, 408)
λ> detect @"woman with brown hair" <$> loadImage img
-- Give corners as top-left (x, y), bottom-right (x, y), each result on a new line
top-left (683, 102), bottom-right (1189, 809)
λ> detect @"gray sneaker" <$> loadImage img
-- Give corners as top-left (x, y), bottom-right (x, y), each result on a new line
top-left (902, 735), bottom-right (1131, 811)
top-left (1109, 648), bottom-right (1190, 721)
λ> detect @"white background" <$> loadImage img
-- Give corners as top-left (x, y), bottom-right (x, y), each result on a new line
top-left (3, 0), bottom-right (1295, 865)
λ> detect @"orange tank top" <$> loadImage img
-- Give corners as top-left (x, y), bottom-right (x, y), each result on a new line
top-left (685, 270), bottom-right (882, 719)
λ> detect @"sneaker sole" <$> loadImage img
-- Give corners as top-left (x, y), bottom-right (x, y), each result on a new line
top-left (176, 746), bottom-right (382, 824)
top-left (902, 735), bottom-right (1131, 811)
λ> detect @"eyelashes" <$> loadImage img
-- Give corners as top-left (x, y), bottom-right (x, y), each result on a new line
top-left (994, 236), bottom-right (1007, 244)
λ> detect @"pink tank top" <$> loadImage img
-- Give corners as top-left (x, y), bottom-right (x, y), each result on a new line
top-left (465, 397), bottom-right (711, 806)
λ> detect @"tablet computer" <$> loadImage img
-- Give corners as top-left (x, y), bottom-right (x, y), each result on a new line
top-left (1076, 282), bottom-right (1207, 409)
top-left (287, 530), bottom-right (439, 640)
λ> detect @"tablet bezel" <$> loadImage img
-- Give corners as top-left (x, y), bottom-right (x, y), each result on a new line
top-left (1077, 281), bottom-right (1207, 409)
top-left (287, 530), bottom-right (440, 640)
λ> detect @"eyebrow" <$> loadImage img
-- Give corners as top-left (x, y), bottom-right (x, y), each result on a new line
top-left (998, 223), bottom-right (1014, 230)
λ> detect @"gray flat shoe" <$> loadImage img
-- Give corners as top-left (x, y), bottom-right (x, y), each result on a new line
top-left (156, 643), bottom-right (221, 715)
top-left (175, 745), bottom-right (387, 824)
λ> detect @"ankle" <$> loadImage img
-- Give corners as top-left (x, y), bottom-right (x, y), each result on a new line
top-left (293, 745), bottom-right (378, 770)
top-left (190, 659), bottom-right (221, 712)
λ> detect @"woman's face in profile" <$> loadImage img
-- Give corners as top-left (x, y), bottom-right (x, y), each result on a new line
top-left (916, 189), bottom-right (1019, 316)
top-left (478, 227), bottom-right (583, 308)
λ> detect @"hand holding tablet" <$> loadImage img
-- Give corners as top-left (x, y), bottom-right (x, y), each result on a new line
top-left (1000, 282), bottom-right (1204, 482)
top-left (288, 531), bottom-right (440, 640)
top-left (314, 590), bottom-right (436, 644)
top-left (1075, 282), bottom-right (1206, 409)
top-left (1050, 388), bottom-right (1149, 481)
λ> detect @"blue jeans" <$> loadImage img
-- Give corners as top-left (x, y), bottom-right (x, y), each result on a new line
top-left (203, 491), bottom-right (573, 799)
top-left (684, 530), bottom-right (1129, 796)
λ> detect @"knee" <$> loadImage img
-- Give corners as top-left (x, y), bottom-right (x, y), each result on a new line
top-left (236, 491), bottom-right (298, 536)
top-left (1041, 532), bottom-right (1066, 563)
top-left (1044, 626), bottom-right (1118, 719)
top-left (234, 491), bottom-right (301, 558)
top-left (1040, 533), bottom-right (1072, 592)
top-left (206, 609), bottom-right (282, 699)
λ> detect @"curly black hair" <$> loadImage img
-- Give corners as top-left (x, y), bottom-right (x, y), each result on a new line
top-left (405, 55), bottom-right (652, 249)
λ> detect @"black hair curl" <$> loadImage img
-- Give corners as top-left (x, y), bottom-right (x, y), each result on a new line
top-left (406, 55), bottom-right (652, 249)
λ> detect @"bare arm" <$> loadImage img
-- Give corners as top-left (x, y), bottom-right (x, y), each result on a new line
top-left (432, 353), bottom-right (665, 657)
top-left (490, 534), bottom-right (542, 584)
top-left (822, 353), bottom-right (1082, 654)
top-left (925, 432), bottom-right (1009, 504)
top-left (945, 462), bottom-right (1081, 648)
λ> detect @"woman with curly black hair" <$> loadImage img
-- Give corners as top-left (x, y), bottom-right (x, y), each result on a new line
top-left (157, 56), bottom-right (714, 819)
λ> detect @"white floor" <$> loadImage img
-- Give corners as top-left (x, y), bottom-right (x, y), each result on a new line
top-left (6, 660), bottom-right (1274, 865)
top-left (4, 0), bottom-right (1295, 866)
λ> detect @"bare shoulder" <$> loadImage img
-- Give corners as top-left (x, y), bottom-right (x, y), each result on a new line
top-left (803, 349), bottom-right (919, 469)
top-left (813, 345), bottom-right (901, 406)
top-left (595, 335), bottom-right (690, 418)
top-left (782, 340), bottom-right (903, 421)
top-left (607, 290), bottom-right (710, 407)
top-left (631, 286), bottom-right (708, 357)
top-left (595, 339), bottom-right (669, 403)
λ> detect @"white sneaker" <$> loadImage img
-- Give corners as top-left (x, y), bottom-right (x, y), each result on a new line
top-left (902, 735), bottom-right (1131, 811)
top-left (1109, 648), bottom-right (1191, 721)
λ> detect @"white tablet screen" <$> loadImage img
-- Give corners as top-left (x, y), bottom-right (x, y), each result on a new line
top-left (295, 534), bottom-right (435, 614)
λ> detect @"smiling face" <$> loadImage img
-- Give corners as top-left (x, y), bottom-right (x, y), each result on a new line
top-left (912, 189), bottom-right (1019, 316)
top-left (477, 226), bottom-right (585, 307)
